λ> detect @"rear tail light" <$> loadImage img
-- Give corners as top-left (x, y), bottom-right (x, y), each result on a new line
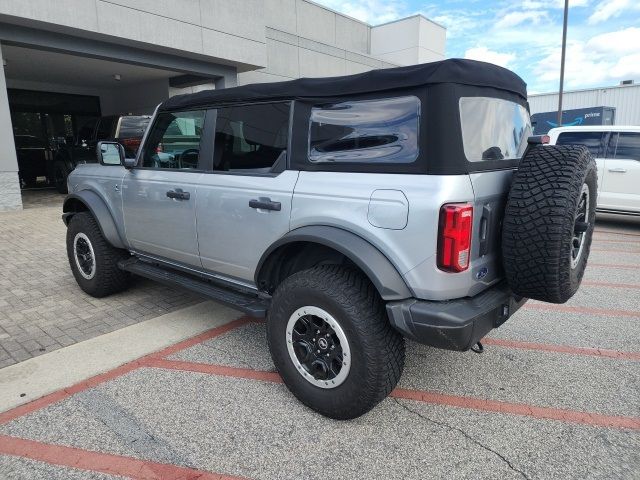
top-left (437, 203), bottom-right (473, 272)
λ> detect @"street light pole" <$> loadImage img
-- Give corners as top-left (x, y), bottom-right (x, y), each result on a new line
top-left (557, 0), bottom-right (569, 126)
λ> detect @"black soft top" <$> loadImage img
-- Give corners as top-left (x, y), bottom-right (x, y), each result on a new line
top-left (160, 58), bottom-right (527, 111)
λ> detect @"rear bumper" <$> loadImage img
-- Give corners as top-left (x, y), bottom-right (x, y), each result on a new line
top-left (386, 281), bottom-right (527, 351)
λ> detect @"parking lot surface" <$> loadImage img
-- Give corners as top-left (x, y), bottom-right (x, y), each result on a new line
top-left (0, 200), bottom-right (639, 479)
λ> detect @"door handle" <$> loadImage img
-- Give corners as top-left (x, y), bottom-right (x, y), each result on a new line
top-left (166, 189), bottom-right (190, 200)
top-left (608, 168), bottom-right (627, 173)
top-left (249, 198), bottom-right (281, 211)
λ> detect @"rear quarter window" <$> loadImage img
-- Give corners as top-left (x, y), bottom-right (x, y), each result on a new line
top-left (459, 97), bottom-right (531, 162)
top-left (308, 96), bottom-right (420, 164)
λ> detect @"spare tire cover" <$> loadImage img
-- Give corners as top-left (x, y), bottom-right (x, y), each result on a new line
top-left (502, 145), bottom-right (597, 303)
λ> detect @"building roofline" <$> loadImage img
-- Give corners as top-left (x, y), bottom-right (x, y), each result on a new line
top-left (529, 82), bottom-right (639, 97)
top-left (372, 13), bottom-right (446, 30)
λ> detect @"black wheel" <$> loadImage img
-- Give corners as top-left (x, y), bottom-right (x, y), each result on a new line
top-left (53, 161), bottom-right (70, 194)
top-left (267, 265), bottom-right (405, 420)
top-left (66, 212), bottom-right (130, 297)
top-left (502, 145), bottom-right (597, 303)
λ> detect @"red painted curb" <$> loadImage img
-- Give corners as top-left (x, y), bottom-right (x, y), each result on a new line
top-left (0, 434), bottom-right (245, 480)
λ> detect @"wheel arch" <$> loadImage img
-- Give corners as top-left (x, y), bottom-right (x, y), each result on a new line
top-left (62, 191), bottom-right (127, 250)
top-left (255, 226), bottom-right (413, 301)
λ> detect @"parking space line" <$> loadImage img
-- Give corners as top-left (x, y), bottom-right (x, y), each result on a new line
top-left (581, 280), bottom-right (640, 290)
top-left (592, 238), bottom-right (640, 244)
top-left (0, 434), bottom-right (245, 480)
top-left (587, 262), bottom-right (640, 270)
top-left (0, 318), bottom-right (256, 426)
top-left (146, 316), bottom-right (255, 359)
top-left (482, 338), bottom-right (640, 360)
top-left (524, 303), bottom-right (640, 318)
top-left (141, 358), bottom-right (640, 431)
top-left (390, 389), bottom-right (640, 430)
top-left (589, 247), bottom-right (640, 253)
top-left (594, 230), bottom-right (640, 237)
top-left (143, 357), bottom-right (281, 382)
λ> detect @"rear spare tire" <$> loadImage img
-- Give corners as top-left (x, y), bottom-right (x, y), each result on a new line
top-left (502, 145), bottom-right (597, 303)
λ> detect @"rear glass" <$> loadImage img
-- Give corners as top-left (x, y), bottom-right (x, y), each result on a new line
top-left (309, 96), bottom-right (420, 164)
top-left (556, 131), bottom-right (605, 157)
top-left (118, 116), bottom-right (151, 139)
top-left (459, 97), bottom-right (531, 162)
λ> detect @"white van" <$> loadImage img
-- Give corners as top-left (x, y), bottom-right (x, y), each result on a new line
top-left (548, 126), bottom-right (640, 216)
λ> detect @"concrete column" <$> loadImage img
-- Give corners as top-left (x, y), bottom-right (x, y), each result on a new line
top-left (0, 42), bottom-right (22, 211)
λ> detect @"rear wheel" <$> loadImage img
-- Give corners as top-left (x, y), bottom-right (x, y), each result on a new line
top-left (502, 145), bottom-right (597, 303)
top-left (267, 265), bottom-right (405, 420)
top-left (66, 212), bottom-right (130, 297)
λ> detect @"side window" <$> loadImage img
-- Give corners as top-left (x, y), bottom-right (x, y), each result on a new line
top-left (140, 110), bottom-right (205, 169)
top-left (309, 96), bottom-right (420, 164)
top-left (613, 132), bottom-right (640, 161)
top-left (213, 102), bottom-right (290, 172)
top-left (556, 132), bottom-right (605, 157)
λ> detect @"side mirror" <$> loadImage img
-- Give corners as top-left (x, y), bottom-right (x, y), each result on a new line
top-left (97, 141), bottom-right (125, 166)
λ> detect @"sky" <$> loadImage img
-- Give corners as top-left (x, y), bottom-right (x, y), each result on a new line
top-left (313, 0), bottom-right (640, 94)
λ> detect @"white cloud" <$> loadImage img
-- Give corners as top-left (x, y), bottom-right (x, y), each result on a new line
top-left (586, 27), bottom-right (640, 55)
top-left (533, 27), bottom-right (640, 90)
top-left (464, 47), bottom-right (516, 68)
top-left (587, 0), bottom-right (637, 24)
top-left (523, 0), bottom-right (589, 9)
top-left (496, 10), bottom-right (547, 28)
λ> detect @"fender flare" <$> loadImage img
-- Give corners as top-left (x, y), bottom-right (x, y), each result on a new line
top-left (256, 226), bottom-right (413, 301)
top-left (62, 191), bottom-right (127, 250)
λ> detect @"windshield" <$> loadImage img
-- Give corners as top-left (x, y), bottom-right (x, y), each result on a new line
top-left (459, 97), bottom-right (531, 162)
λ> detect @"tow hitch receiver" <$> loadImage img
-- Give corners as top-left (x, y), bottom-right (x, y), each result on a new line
top-left (471, 341), bottom-right (484, 354)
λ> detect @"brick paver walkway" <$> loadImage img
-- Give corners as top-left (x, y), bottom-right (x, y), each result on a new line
top-left (0, 189), bottom-right (199, 368)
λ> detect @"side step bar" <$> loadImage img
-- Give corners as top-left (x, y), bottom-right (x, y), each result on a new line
top-left (119, 259), bottom-right (269, 317)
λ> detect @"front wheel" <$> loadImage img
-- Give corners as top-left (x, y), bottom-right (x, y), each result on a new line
top-left (66, 212), bottom-right (131, 297)
top-left (267, 265), bottom-right (405, 420)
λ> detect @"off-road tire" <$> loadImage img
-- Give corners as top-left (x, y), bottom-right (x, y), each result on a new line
top-left (66, 212), bottom-right (130, 297)
top-left (502, 145), bottom-right (597, 303)
top-left (53, 161), bottom-right (70, 194)
top-left (267, 265), bottom-right (405, 420)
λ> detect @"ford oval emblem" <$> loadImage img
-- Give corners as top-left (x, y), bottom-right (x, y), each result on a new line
top-left (476, 267), bottom-right (488, 280)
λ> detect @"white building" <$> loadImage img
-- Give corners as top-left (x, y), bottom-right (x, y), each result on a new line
top-left (529, 82), bottom-right (640, 126)
top-left (0, 0), bottom-right (446, 211)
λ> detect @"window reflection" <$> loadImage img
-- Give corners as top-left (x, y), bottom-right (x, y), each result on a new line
top-left (309, 96), bottom-right (420, 164)
top-left (459, 97), bottom-right (531, 162)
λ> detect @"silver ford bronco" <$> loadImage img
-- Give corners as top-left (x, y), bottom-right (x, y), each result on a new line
top-left (62, 59), bottom-right (597, 419)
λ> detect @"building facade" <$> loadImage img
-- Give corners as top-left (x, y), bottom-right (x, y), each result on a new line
top-left (0, 0), bottom-right (446, 211)
top-left (529, 82), bottom-right (640, 128)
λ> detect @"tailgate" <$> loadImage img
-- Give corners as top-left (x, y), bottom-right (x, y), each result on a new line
top-left (468, 169), bottom-right (515, 292)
